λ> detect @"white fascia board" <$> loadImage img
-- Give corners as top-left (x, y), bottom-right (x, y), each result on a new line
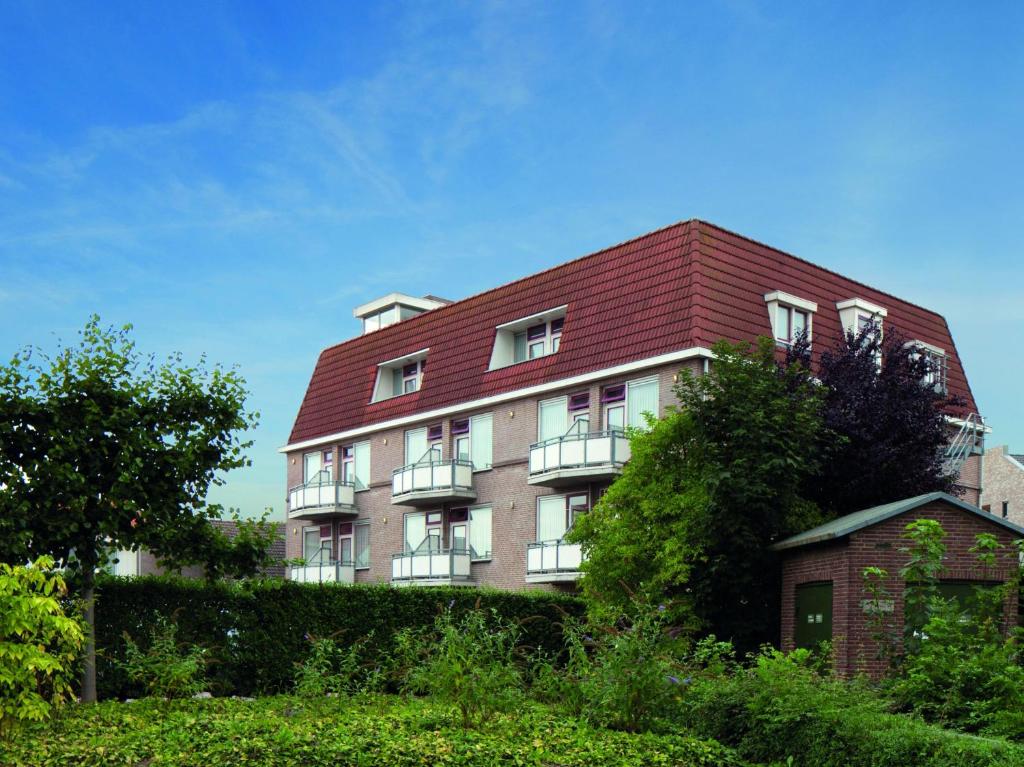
top-left (1006, 453), bottom-right (1024, 472)
top-left (280, 346), bottom-right (715, 452)
top-left (377, 348), bottom-right (430, 368)
top-left (946, 415), bottom-right (992, 434)
top-left (763, 291), bottom-right (818, 313)
top-left (494, 305), bottom-right (569, 333)
top-left (906, 339), bottom-right (946, 356)
top-left (835, 298), bottom-right (888, 317)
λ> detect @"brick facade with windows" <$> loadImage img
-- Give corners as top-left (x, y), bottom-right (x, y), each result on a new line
top-left (776, 495), bottom-right (1022, 678)
top-left (283, 220), bottom-right (985, 591)
top-left (980, 445), bottom-right (1024, 527)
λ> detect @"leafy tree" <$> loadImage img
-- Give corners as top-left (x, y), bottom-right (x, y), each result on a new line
top-left (0, 556), bottom-right (83, 739)
top-left (571, 338), bottom-right (825, 651)
top-left (0, 316), bottom-right (275, 701)
top-left (807, 323), bottom-right (961, 516)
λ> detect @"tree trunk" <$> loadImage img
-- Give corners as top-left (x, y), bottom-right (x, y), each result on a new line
top-left (81, 565), bottom-right (97, 703)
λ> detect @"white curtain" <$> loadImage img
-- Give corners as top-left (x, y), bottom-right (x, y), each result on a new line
top-left (537, 496), bottom-right (567, 541)
top-left (469, 506), bottom-right (492, 559)
top-left (404, 512), bottom-right (425, 553)
top-left (538, 398), bottom-right (568, 441)
top-left (353, 441), bottom-right (371, 490)
top-left (470, 414), bottom-right (493, 469)
top-left (627, 379), bottom-right (658, 429)
top-left (303, 451), bottom-right (321, 482)
top-left (405, 428), bottom-right (428, 464)
top-left (354, 523), bottom-right (370, 567)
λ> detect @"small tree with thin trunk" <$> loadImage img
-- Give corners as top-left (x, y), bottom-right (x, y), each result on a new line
top-left (0, 316), bottom-right (272, 702)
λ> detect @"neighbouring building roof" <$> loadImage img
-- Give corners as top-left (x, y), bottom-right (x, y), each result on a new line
top-left (771, 492), bottom-right (1024, 551)
top-left (287, 219), bottom-right (978, 447)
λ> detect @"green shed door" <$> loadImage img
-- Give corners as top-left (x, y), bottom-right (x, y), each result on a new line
top-left (794, 582), bottom-right (833, 649)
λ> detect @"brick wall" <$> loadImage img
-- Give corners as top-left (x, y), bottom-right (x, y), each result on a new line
top-left (980, 446), bottom-right (1024, 527)
top-left (283, 360), bottom-right (702, 590)
top-left (781, 500), bottom-right (1020, 677)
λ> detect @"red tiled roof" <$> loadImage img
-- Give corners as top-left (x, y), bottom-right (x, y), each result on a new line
top-left (287, 220), bottom-right (977, 445)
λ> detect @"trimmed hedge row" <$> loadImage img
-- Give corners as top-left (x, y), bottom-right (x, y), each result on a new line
top-left (0, 695), bottom-right (743, 767)
top-left (93, 575), bottom-right (584, 700)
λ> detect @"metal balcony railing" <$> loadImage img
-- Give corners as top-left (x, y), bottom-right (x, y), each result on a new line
top-left (391, 458), bottom-right (475, 497)
top-left (288, 546), bottom-right (355, 584)
top-left (528, 428), bottom-right (630, 476)
top-left (526, 540), bottom-right (584, 575)
top-left (287, 475), bottom-right (356, 516)
top-left (391, 547), bottom-right (473, 583)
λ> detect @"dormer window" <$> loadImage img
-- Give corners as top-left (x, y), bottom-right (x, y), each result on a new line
top-left (836, 298), bottom-right (887, 339)
top-left (764, 292), bottom-right (817, 346)
top-left (908, 341), bottom-right (948, 394)
top-left (489, 306), bottom-right (567, 370)
top-left (372, 349), bottom-right (428, 401)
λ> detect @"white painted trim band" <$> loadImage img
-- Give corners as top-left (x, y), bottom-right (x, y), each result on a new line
top-left (280, 346), bottom-right (715, 452)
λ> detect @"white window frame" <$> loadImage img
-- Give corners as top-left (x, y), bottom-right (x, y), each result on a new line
top-left (488, 306), bottom-right (567, 370)
top-left (342, 441), bottom-right (371, 491)
top-left (371, 348), bottom-right (429, 402)
top-left (907, 340), bottom-right (948, 394)
top-left (764, 291), bottom-right (817, 347)
top-left (625, 376), bottom-right (659, 429)
top-left (467, 504), bottom-right (492, 561)
top-left (536, 492), bottom-right (589, 543)
top-left (538, 395), bottom-right (569, 441)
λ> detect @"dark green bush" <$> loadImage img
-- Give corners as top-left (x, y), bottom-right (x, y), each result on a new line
top-left (0, 695), bottom-right (744, 767)
top-left (93, 575), bottom-right (584, 699)
top-left (679, 648), bottom-right (1024, 767)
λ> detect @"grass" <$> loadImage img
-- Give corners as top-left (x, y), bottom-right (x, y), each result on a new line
top-left (0, 694), bottom-right (744, 767)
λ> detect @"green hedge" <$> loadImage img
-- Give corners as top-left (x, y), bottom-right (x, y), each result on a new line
top-left (0, 695), bottom-right (742, 767)
top-left (679, 660), bottom-right (1024, 767)
top-left (93, 576), bottom-right (584, 700)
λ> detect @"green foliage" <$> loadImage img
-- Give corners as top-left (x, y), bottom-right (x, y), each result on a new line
top-left (861, 565), bottom-right (897, 666)
top-left (0, 694), bottom-right (743, 767)
top-left (889, 532), bottom-right (1024, 739)
top-left (680, 646), bottom-right (1024, 767)
top-left (404, 606), bottom-right (523, 729)
top-left (900, 518), bottom-right (948, 654)
top-left (571, 337), bottom-right (825, 651)
top-left (93, 576), bottom-right (583, 699)
top-left (294, 634), bottom-right (382, 697)
top-left (0, 557), bottom-right (83, 740)
top-left (118, 616), bottom-right (207, 699)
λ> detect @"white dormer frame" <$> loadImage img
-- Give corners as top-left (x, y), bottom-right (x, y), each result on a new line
top-left (488, 305), bottom-right (568, 370)
top-left (764, 291), bottom-right (818, 347)
top-left (906, 340), bottom-right (948, 394)
top-left (371, 348), bottom-right (429, 402)
top-left (836, 298), bottom-right (887, 337)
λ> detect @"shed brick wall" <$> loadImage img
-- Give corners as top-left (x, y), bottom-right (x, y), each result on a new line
top-left (781, 500), bottom-right (1020, 678)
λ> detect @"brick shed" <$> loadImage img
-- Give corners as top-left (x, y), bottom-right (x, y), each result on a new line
top-left (773, 492), bottom-right (1024, 677)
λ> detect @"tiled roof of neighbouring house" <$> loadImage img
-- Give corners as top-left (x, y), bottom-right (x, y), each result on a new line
top-left (287, 219), bottom-right (978, 446)
top-left (771, 492), bottom-right (1024, 551)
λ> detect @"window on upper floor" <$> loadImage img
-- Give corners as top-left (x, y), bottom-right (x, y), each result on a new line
top-left (341, 441), bottom-right (371, 490)
top-left (536, 493), bottom-right (589, 542)
top-left (837, 298), bottom-right (886, 369)
top-left (451, 413), bottom-right (493, 470)
top-left (371, 349), bottom-right (428, 401)
top-left (764, 291), bottom-right (818, 347)
top-left (303, 449), bottom-right (333, 483)
top-left (488, 306), bottom-right (567, 369)
top-left (907, 341), bottom-right (948, 395)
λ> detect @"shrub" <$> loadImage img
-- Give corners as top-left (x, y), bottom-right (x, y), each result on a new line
top-left (93, 576), bottom-right (583, 699)
top-left (294, 633), bottom-right (382, 697)
top-left (119, 615), bottom-right (208, 699)
top-left (404, 606), bottom-right (523, 728)
top-left (680, 646), bottom-right (1024, 767)
top-left (532, 605), bottom-right (690, 733)
top-left (0, 557), bottom-right (83, 740)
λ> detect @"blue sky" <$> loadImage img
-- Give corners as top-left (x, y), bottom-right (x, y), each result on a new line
top-left (1, 1), bottom-right (1022, 518)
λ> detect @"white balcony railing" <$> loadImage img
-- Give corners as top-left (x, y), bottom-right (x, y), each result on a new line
top-left (526, 540), bottom-right (584, 580)
top-left (289, 561), bottom-right (356, 584)
top-left (391, 548), bottom-right (473, 585)
top-left (528, 429), bottom-right (630, 480)
top-left (287, 479), bottom-right (356, 519)
top-left (391, 459), bottom-right (475, 502)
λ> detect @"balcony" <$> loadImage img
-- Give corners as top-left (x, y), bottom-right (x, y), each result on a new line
top-left (526, 540), bottom-right (584, 583)
top-left (528, 428), bottom-right (631, 487)
top-left (287, 478), bottom-right (357, 521)
top-left (391, 459), bottom-right (477, 506)
top-left (391, 548), bottom-right (474, 586)
top-left (289, 561), bottom-right (356, 584)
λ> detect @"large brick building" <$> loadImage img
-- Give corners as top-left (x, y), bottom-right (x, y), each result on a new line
top-left (774, 493), bottom-right (1023, 677)
top-left (281, 220), bottom-right (984, 589)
